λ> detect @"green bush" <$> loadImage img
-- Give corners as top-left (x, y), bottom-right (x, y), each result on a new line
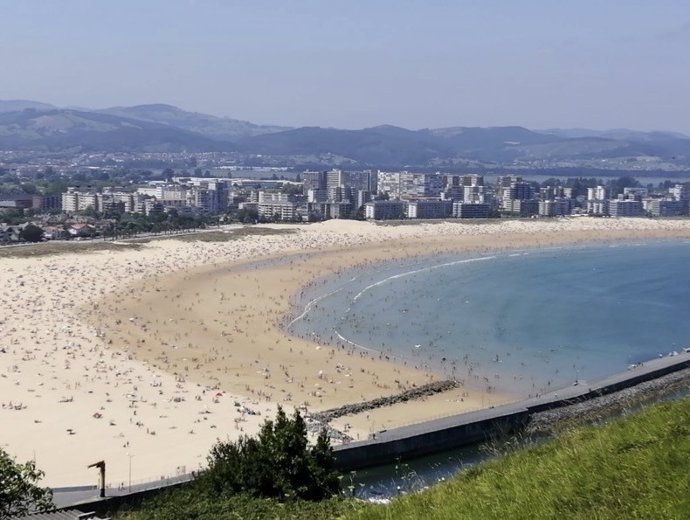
top-left (199, 407), bottom-right (340, 501)
top-left (0, 448), bottom-right (53, 517)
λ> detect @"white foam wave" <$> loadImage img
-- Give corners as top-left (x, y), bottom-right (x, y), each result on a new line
top-left (352, 255), bottom-right (496, 303)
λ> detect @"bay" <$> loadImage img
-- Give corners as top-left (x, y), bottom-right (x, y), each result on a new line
top-left (288, 239), bottom-right (690, 397)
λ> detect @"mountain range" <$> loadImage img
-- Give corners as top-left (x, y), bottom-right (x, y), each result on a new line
top-left (1, 99), bottom-right (689, 169)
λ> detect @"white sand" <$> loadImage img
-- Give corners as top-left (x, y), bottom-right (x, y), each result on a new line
top-left (2, 217), bottom-right (690, 488)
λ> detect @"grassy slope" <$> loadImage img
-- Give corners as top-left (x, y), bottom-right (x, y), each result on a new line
top-left (351, 397), bottom-right (690, 520)
top-left (116, 397), bottom-right (690, 520)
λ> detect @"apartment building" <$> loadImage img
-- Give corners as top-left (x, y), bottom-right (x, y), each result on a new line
top-left (257, 192), bottom-right (300, 220)
top-left (645, 198), bottom-right (688, 217)
top-left (452, 202), bottom-right (491, 219)
top-left (406, 200), bottom-right (452, 219)
top-left (364, 200), bottom-right (406, 220)
top-left (378, 172), bottom-right (444, 199)
top-left (609, 198), bottom-right (644, 217)
top-left (538, 198), bottom-right (572, 217)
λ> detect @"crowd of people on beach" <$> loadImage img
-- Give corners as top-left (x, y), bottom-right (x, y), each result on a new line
top-left (2, 217), bottom-right (690, 487)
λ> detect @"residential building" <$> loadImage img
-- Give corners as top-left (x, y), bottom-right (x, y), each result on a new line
top-left (406, 200), bottom-right (452, 219)
top-left (623, 187), bottom-right (648, 200)
top-left (364, 200), bottom-right (406, 220)
top-left (539, 198), bottom-right (572, 217)
top-left (302, 170), bottom-right (328, 192)
top-left (609, 198), bottom-right (644, 217)
top-left (586, 186), bottom-right (609, 216)
top-left (503, 198), bottom-right (539, 217)
top-left (463, 185), bottom-right (489, 204)
top-left (355, 190), bottom-right (371, 210)
top-left (257, 192), bottom-right (300, 221)
top-left (452, 202), bottom-right (491, 219)
top-left (586, 186), bottom-right (608, 201)
top-left (645, 198), bottom-right (688, 217)
top-left (378, 172), bottom-right (444, 199)
top-left (669, 184), bottom-right (687, 201)
top-left (587, 200), bottom-right (609, 216)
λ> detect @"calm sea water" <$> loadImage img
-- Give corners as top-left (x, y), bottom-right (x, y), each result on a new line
top-left (288, 239), bottom-right (690, 397)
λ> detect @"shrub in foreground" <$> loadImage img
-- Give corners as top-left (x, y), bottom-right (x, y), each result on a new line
top-left (0, 448), bottom-right (54, 517)
top-left (199, 406), bottom-right (340, 501)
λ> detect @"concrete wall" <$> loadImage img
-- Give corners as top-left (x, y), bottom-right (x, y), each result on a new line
top-left (334, 352), bottom-right (690, 471)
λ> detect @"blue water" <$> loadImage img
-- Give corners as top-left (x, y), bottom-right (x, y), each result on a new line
top-left (288, 240), bottom-right (690, 397)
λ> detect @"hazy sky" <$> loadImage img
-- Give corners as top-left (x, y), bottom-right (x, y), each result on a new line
top-left (2, 0), bottom-right (690, 132)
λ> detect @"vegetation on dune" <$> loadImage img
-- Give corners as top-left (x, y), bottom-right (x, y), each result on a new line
top-left (0, 240), bottom-right (144, 258)
top-left (164, 226), bottom-right (295, 243)
top-left (0, 226), bottom-right (294, 257)
top-left (116, 397), bottom-right (690, 520)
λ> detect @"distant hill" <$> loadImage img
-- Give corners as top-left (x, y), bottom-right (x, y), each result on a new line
top-left (239, 125), bottom-right (690, 166)
top-left (238, 125), bottom-right (453, 166)
top-left (0, 100), bottom-right (56, 113)
top-left (0, 108), bottom-right (233, 152)
top-left (425, 126), bottom-right (563, 162)
top-left (539, 128), bottom-right (690, 141)
top-left (99, 103), bottom-right (290, 141)
top-left (1, 99), bottom-right (689, 168)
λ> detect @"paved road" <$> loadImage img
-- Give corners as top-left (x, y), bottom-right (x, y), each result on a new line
top-left (52, 474), bottom-right (194, 509)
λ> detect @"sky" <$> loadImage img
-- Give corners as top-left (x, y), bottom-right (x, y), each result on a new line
top-left (2, 0), bottom-right (690, 133)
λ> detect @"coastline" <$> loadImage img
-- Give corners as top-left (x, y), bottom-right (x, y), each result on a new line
top-left (2, 218), bottom-right (690, 487)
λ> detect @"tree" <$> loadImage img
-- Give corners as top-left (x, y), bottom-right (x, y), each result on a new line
top-left (235, 208), bottom-right (259, 224)
top-left (540, 177), bottom-right (562, 188)
top-left (202, 407), bottom-right (339, 501)
top-left (0, 448), bottom-right (53, 517)
top-left (20, 183), bottom-right (38, 195)
top-left (281, 184), bottom-right (303, 195)
top-left (607, 176), bottom-right (641, 197)
top-left (20, 224), bottom-right (44, 243)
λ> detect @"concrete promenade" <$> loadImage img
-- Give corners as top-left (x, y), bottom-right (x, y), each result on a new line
top-left (333, 350), bottom-right (690, 470)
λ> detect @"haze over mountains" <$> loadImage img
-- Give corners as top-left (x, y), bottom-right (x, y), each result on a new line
top-left (1, 99), bottom-right (690, 170)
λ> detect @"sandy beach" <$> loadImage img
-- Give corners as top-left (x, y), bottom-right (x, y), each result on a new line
top-left (2, 217), bottom-right (690, 488)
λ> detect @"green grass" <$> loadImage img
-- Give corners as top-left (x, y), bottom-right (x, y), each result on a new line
top-left (350, 397), bottom-right (690, 520)
top-left (114, 488), bottom-right (360, 520)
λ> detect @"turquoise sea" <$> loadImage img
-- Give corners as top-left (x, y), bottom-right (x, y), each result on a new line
top-left (288, 239), bottom-right (690, 398)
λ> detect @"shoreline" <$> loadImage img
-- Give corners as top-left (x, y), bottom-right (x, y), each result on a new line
top-left (86, 223), bottom-right (690, 435)
top-left (2, 218), bottom-right (690, 487)
top-left (283, 235), bottom-right (690, 394)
